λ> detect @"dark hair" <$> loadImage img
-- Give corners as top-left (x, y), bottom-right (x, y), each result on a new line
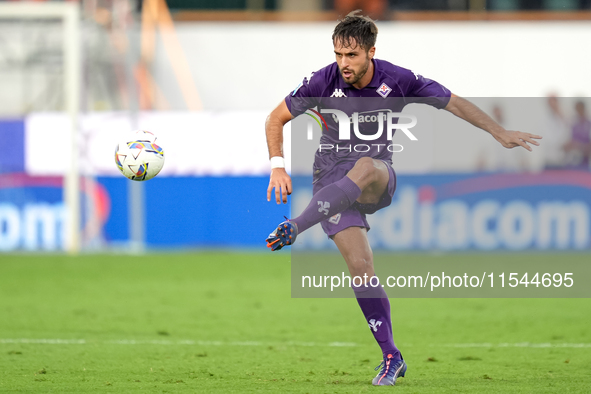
top-left (332, 10), bottom-right (378, 51)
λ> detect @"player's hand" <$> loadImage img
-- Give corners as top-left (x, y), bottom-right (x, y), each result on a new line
top-left (494, 129), bottom-right (542, 152)
top-left (267, 168), bottom-right (292, 204)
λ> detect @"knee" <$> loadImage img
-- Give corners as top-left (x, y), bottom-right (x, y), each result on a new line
top-left (355, 156), bottom-right (374, 169)
top-left (353, 157), bottom-right (380, 183)
top-left (348, 257), bottom-right (374, 278)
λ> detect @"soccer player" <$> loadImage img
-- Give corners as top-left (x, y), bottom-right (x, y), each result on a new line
top-left (264, 11), bottom-right (541, 386)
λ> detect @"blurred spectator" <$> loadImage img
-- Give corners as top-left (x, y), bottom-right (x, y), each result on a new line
top-left (334, 0), bottom-right (388, 19)
top-left (542, 94), bottom-right (569, 169)
top-left (564, 100), bottom-right (591, 169)
top-left (477, 104), bottom-right (529, 172)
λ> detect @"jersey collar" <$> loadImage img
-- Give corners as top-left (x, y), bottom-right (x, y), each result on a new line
top-left (336, 58), bottom-right (381, 90)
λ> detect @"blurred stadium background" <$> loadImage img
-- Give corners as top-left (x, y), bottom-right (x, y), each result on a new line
top-left (1, 0), bottom-right (590, 253)
top-left (1, 0), bottom-right (591, 391)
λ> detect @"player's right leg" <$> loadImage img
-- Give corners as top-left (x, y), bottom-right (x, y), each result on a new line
top-left (344, 157), bottom-right (391, 206)
top-left (332, 226), bottom-right (406, 386)
top-left (266, 158), bottom-right (390, 250)
top-left (292, 157), bottom-right (390, 233)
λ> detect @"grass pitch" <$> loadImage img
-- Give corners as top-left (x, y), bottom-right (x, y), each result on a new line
top-left (1, 252), bottom-right (590, 393)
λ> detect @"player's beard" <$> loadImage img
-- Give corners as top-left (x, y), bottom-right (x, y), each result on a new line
top-left (341, 58), bottom-right (370, 85)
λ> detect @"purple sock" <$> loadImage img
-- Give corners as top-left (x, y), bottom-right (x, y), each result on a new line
top-left (353, 282), bottom-right (401, 360)
top-left (292, 176), bottom-right (361, 233)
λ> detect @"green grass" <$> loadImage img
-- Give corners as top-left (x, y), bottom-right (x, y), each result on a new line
top-left (0, 253), bottom-right (590, 393)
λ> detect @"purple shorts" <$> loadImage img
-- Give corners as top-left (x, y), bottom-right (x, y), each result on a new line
top-left (312, 160), bottom-right (397, 237)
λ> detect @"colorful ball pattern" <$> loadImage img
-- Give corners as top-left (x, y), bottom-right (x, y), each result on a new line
top-left (115, 131), bottom-right (165, 181)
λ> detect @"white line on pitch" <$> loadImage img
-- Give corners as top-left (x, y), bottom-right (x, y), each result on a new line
top-left (444, 342), bottom-right (591, 348)
top-left (2, 339), bottom-right (590, 348)
top-left (0, 338), bottom-right (358, 347)
top-left (0, 339), bottom-right (86, 344)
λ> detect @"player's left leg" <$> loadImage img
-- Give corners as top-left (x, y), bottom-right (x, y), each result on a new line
top-left (332, 226), bottom-right (406, 386)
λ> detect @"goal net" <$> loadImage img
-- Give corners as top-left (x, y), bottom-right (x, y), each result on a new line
top-left (0, 2), bottom-right (81, 253)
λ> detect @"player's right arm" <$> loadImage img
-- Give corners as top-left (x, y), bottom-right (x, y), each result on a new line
top-left (266, 99), bottom-right (292, 204)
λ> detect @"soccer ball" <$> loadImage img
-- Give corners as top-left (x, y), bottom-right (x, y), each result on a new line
top-left (115, 130), bottom-right (165, 181)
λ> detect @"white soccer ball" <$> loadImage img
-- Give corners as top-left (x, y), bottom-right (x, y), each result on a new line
top-left (115, 130), bottom-right (165, 181)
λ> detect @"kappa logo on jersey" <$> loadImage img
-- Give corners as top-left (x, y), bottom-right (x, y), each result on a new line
top-left (376, 83), bottom-right (392, 98)
top-left (368, 319), bottom-right (383, 332)
top-left (329, 213), bottom-right (341, 225)
top-left (330, 89), bottom-right (347, 98)
top-left (317, 201), bottom-right (330, 215)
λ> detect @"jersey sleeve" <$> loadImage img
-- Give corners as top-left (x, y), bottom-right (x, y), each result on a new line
top-left (406, 71), bottom-right (452, 109)
top-left (284, 72), bottom-right (320, 118)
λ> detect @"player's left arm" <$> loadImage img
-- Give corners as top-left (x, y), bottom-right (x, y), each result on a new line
top-left (444, 94), bottom-right (542, 151)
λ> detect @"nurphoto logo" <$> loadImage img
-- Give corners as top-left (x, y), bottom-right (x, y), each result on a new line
top-left (304, 108), bottom-right (418, 153)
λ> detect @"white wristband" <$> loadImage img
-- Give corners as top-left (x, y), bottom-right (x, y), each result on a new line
top-left (270, 156), bottom-right (285, 169)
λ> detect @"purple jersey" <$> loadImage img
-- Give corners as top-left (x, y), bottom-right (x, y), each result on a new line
top-left (285, 59), bottom-right (451, 172)
top-left (571, 118), bottom-right (591, 166)
top-left (572, 119), bottom-right (591, 144)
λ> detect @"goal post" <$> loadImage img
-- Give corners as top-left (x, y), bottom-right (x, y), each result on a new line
top-left (0, 2), bottom-right (81, 254)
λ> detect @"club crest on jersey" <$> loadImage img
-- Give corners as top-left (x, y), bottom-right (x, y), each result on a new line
top-left (376, 83), bottom-right (392, 98)
top-left (330, 88), bottom-right (347, 98)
